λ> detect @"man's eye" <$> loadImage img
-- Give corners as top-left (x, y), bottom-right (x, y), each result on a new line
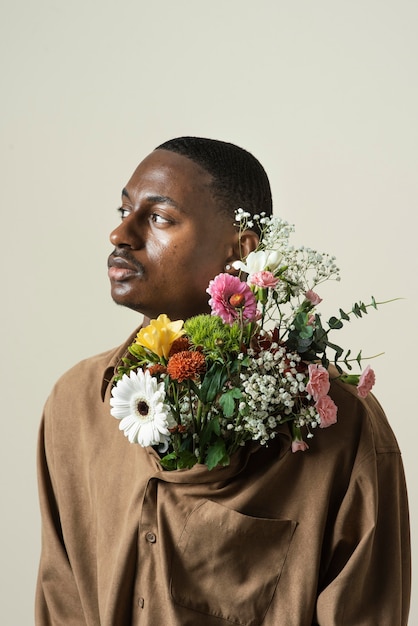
top-left (117, 207), bottom-right (130, 220)
top-left (151, 213), bottom-right (170, 225)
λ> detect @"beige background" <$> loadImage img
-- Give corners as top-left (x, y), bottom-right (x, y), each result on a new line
top-left (1, 0), bottom-right (416, 623)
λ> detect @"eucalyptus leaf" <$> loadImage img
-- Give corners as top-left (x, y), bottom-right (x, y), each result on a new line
top-left (353, 303), bottom-right (363, 318)
top-left (339, 308), bottom-right (350, 321)
top-left (297, 336), bottom-right (314, 352)
top-left (299, 325), bottom-right (314, 340)
top-left (328, 316), bottom-right (344, 330)
top-left (327, 341), bottom-right (344, 359)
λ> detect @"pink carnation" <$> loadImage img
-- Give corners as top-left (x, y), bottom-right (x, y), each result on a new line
top-left (306, 364), bottom-right (330, 401)
top-left (357, 365), bottom-right (376, 398)
top-left (207, 273), bottom-right (258, 325)
top-left (316, 395), bottom-right (338, 428)
top-left (305, 290), bottom-right (322, 306)
top-left (291, 438), bottom-right (309, 452)
top-left (248, 271), bottom-right (279, 289)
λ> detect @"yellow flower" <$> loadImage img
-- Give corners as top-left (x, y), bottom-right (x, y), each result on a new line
top-left (135, 315), bottom-right (185, 360)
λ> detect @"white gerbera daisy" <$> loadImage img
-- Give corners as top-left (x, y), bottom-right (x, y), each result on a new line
top-left (110, 369), bottom-right (175, 452)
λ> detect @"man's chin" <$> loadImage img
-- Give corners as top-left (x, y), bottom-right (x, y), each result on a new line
top-left (111, 292), bottom-right (144, 315)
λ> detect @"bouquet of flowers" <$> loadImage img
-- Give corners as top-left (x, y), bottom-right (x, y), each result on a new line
top-left (110, 209), bottom-right (384, 470)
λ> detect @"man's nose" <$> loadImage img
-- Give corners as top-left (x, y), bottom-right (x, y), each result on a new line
top-left (109, 215), bottom-right (144, 249)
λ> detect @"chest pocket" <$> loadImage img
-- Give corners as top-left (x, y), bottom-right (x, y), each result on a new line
top-left (170, 499), bottom-right (297, 626)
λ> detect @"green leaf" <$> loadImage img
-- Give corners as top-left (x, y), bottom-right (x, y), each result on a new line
top-left (328, 316), bottom-right (343, 330)
top-left (205, 439), bottom-right (229, 471)
top-left (160, 452), bottom-right (180, 471)
top-left (229, 358), bottom-right (247, 374)
top-left (299, 349), bottom-right (319, 362)
top-left (299, 325), bottom-right (314, 340)
top-left (294, 311), bottom-right (308, 330)
top-left (339, 374), bottom-right (360, 386)
top-left (339, 308), bottom-right (350, 321)
top-left (239, 355), bottom-right (250, 368)
top-left (199, 417), bottom-right (221, 450)
top-left (200, 362), bottom-right (228, 403)
top-left (297, 336), bottom-right (314, 352)
top-left (177, 450), bottom-right (198, 470)
top-left (179, 434), bottom-right (194, 451)
top-left (286, 330), bottom-right (313, 353)
top-left (160, 445), bottom-right (197, 470)
top-left (313, 318), bottom-right (327, 349)
top-left (343, 349), bottom-right (353, 371)
top-left (128, 343), bottom-right (147, 359)
top-left (353, 302), bottom-right (364, 318)
top-left (327, 341), bottom-right (344, 360)
top-left (219, 388), bottom-right (242, 417)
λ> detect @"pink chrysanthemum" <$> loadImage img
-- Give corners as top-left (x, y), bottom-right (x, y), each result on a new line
top-left (316, 395), bottom-right (338, 428)
top-left (248, 270), bottom-right (279, 289)
top-left (305, 290), bottom-right (322, 306)
top-left (306, 363), bottom-right (330, 401)
top-left (292, 438), bottom-right (309, 453)
top-left (357, 365), bottom-right (376, 398)
top-left (206, 273), bottom-right (258, 325)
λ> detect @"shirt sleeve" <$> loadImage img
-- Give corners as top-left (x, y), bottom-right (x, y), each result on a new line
top-left (35, 415), bottom-right (87, 626)
top-left (315, 444), bottom-right (411, 625)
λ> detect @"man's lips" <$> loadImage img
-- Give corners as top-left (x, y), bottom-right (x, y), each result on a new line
top-left (107, 254), bottom-right (144, 281)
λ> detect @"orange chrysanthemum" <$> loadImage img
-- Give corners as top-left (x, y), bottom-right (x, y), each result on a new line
top-left (168, 336), bottom-right (191, 356)
top-left (148, 364), bottom-right (168, 377)
top-left (167, 350), bottom-right (206, 383)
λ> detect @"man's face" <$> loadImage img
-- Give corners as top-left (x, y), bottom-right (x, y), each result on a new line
top-left (108, 149), bottom-right (239, 322)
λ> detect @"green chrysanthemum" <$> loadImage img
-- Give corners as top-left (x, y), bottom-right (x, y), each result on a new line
top-left (184, 314), bottom-right (241, 358)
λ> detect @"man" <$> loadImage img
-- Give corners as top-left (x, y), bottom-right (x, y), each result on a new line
top-left (36, 137), bottom-right (410, 625)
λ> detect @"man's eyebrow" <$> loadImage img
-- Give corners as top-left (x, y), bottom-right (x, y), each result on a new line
top-left (146, 194), bottom-right (181, 209)
top-left (121, 188), bottom-right (182, 211)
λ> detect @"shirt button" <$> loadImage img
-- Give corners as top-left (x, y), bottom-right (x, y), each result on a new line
top-left (145, 531), bottom-right (157, 543)
top-left (137, 597), bottom-right (145, 608)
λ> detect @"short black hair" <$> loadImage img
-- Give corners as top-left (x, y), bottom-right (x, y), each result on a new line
top-left (155, 137), bottom-right (272, 232)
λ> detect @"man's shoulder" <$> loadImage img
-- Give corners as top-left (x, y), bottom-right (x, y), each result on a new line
top-left (47, 327), bottom-right (140, 403)
top-left (57, 345), bottom-right (120, 381)
top-left (330, 375), bottom-right (400, 455)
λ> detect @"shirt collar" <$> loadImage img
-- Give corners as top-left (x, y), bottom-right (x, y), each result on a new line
top-left (101, 326), bottom-right (142, 401)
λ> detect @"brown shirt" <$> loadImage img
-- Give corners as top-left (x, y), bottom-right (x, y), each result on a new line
top-left (36, 330), bottom-right (411, 625)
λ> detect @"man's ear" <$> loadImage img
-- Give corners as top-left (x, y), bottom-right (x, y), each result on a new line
top-left (225, 229), bottom-right (259, 270)
top-left (238, 229), bottom-right (259, 258)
